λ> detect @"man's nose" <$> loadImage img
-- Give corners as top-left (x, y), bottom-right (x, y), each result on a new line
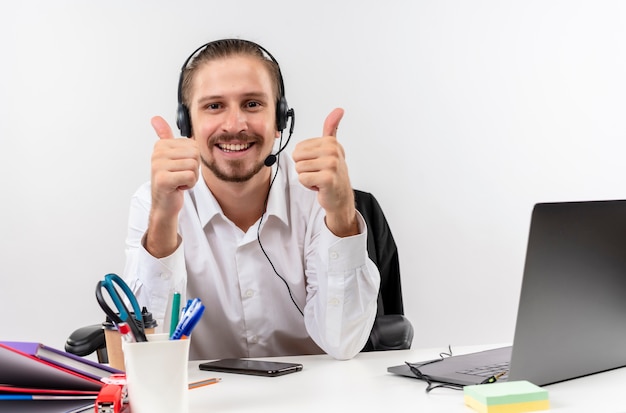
top-left (221, 107), bottom-right (248, 133)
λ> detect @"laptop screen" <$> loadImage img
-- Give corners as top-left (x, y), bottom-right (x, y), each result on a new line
top-left (508, 199), bottom-right (626, 385)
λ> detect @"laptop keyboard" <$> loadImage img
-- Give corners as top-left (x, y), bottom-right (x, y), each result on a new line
top-left (457, 361), bottom-right (510, 380)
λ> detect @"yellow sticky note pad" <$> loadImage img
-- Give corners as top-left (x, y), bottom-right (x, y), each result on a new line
top-left (464, 380), bottom-right (549, 413)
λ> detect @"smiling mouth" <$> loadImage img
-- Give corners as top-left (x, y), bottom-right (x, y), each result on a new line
top-left (217, 142), bottom-right (254, 153)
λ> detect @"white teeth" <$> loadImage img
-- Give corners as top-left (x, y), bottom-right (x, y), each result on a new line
top-left (218, 143), bottom-right (252, 152)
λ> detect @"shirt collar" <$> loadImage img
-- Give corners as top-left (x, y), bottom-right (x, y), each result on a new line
top-left (190, 162), bottom-right (290, 229)
top-left (264, 163), bottom-right (289, 227)
top-left (190, 175), bottom-right (221, 228)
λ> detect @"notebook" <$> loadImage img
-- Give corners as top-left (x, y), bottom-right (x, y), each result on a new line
top-left (389, 199), bottom-right (626, 386)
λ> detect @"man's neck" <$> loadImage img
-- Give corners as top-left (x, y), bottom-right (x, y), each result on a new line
top-left (203, 168), bottom-right (271, 232)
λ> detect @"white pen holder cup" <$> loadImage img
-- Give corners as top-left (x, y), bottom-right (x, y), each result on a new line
top-left (122, 333), bottom-right (190, 413)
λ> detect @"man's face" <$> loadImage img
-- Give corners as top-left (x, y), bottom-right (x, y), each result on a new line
top-left (188, 55), bottom-right (280, 183)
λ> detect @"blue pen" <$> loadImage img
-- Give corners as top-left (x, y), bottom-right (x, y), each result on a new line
top-left (182, 299), bottom-right (193, 314)
top-left (171, 299), bottom-right (205, 340)
top-left (170, 298), bottom-right (199, 339)
top-left (173, 299), bottom-right (203, 339)
top-left (170, 308), bottom-right (203, 340)
top-left (179, 298), bottom-right (200, 324)
top-left (179, 304), bottom-right (205, 339)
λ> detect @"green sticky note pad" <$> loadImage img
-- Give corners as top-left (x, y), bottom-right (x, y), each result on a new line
top-left (464, 380), bottom-right (548, 406)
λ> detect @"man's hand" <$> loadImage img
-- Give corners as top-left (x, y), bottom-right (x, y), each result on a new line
top-left (292, 108), bottom-right (358, 237)
top-left (146, 116), bottom-right (200, 257)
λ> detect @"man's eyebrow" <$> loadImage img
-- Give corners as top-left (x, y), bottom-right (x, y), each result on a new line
top-left (195, 91), bottom-right (271, 105)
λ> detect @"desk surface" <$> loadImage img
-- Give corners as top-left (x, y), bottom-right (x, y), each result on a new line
top-left (187, 344), bottom-right (626, 412)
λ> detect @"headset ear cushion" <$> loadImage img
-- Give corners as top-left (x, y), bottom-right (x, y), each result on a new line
top-left (177, 104), bottom-right (192, 137)
top-left (276, 97), bottom-right (289, 131)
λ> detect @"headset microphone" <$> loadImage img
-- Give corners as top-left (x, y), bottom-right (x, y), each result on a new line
top-left (264, 108), bottom-right (295, 167)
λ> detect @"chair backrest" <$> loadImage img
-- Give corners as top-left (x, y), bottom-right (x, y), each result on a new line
top-left (354, 189), bottom-right (404, 316)
top-left (354, 189), bottom-right (413, 351)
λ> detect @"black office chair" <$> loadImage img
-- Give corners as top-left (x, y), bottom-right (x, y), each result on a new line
top-left (65, 189), bottom-right (413, 360)
top-left (354, 189), bottom-right (414, 351)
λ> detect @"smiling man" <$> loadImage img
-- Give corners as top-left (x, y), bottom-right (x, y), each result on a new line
top-left (123, 38), bottom-right (380, 361)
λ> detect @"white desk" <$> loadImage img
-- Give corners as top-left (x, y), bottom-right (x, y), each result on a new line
top-left (186, 344), bottom-right (626, 412)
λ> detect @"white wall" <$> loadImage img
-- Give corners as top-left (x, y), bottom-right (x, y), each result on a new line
top-left (1, 0), bottom-right (626, 355)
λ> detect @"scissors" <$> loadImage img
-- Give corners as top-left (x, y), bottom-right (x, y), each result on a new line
top-left (95, 273), bottom-right (147, 342)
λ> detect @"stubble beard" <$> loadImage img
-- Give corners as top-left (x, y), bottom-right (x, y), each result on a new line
top-left (201, 132), bottom-right (267, 183)
top-left (200, 155), bottom-right (265, 183)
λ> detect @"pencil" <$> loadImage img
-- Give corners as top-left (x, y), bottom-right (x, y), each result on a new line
top-left (188, 377), bottom-right (221, 390)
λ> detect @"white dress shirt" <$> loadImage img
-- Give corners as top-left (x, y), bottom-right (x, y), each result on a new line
top-left (123, 155), bottom-right (380, 360)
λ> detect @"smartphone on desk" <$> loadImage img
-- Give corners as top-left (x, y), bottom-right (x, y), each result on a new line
top-left (199, 358), bottom-right (303, 377)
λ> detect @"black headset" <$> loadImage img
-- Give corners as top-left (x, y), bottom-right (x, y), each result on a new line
top-left (176, 39), bottom-right (295, 166)
top-left (176, 39), bottom-right (302, 315)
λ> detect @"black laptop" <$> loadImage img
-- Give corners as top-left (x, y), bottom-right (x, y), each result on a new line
top-left (389, 200), bottom-right (626, 386)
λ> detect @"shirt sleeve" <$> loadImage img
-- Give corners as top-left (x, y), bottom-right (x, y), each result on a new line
top-left (303, 211), bottom-right (381, 360)
top-left (122, 182), bottom-right (187, 326)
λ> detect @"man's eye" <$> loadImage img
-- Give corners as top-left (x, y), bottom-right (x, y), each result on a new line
top-left (246, 101), bottom-right (260, 108)
top-left (205, 103), bottom-right (220, 110)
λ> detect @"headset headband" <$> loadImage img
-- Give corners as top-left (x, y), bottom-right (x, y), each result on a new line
top-left (176, 39), bottom-right (291, 137)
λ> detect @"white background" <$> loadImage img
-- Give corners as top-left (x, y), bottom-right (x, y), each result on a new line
top-left (1, 1), bottom-right (625, 356)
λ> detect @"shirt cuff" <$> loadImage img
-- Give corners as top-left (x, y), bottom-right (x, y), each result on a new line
top-left (320, 211), bottom-right (369, 272)
top-left (135, 235), bottom-right (186, 321)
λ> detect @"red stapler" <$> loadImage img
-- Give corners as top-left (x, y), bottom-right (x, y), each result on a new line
top-left (96, 374), bottom-right (130, 413)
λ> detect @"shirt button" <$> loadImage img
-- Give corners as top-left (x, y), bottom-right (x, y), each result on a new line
top-left (330, 251), bottom-right (339, 260)
top-left (244, 289), bottom-right (255, 298)
top-left (329, 298), bottom-right (340, 306)
top-left (249, 335), bottom-right (258, 344)
top-left (159, 273), bottom-right (171, 280)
